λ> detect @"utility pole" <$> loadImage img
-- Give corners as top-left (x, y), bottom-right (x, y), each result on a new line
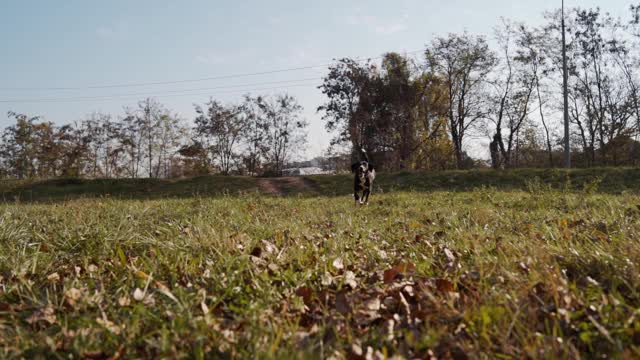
top-left (562, 0), bottom-right (571, 168)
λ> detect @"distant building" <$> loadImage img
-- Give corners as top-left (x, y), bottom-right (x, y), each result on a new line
top-left (281, 167), bottom-right (330, 176)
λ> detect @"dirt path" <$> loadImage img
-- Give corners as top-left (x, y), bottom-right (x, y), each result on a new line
top-left (256, 177), bottom-right (320, 196)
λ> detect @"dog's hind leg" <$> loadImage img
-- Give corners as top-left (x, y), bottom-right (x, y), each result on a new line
top-left (363, 188), bottom-right (370, 205)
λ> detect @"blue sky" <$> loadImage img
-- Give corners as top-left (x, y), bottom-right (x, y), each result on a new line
top-left (0, 0), bottom-right (633, 159)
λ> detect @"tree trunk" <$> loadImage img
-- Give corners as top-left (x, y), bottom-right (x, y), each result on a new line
top-left (535, 76), bottom-right (553, 167)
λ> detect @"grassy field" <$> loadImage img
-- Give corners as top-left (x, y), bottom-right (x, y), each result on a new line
top-left (1, 169), bottom-right (640, 358)
top-left (2, 167), bottom-right (640, 202)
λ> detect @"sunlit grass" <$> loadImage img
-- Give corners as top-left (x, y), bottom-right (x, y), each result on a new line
top-left (1, 174), bottom-right (640, 358)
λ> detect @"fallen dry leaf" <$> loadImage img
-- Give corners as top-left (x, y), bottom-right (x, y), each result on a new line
top-left (201, 301), bottom-right (210, 315)
top-left (143, 294), bottom-right (156, 306)
top-left (350, 342), bottom-right (364, 358)
top-left (82, 350), bottom-right (107, 359)
top-left (96, 316), bottom-right (121, 335)
top-left (444, 248), bottom-right (456, 262)
top-left (134, 270), bottom-right (150, 280)
top-left (336, 291), bottom-right (351, 314)
top-left (250, 255), bottom-right (266, 266)
top-left (518, 262), bottom-right (529, 274)
top-left (267, 263), bottom-right (279, 273)
top-left (365, 346), bottom-right (385, 360)
top-left (345, 271), bottom-right (357, 289)
top-left (364, 297), bottom-right (381, 311)
top-left (398, 291), bottom-right (411, 318)
top-left (332, 257), bottom-right (344, 271)
top-left (355, 309), bottom-right (382, 326)
top-left (383, 262), bottom-right (416, 284)
top-left (261, 239), bottom-right (277, 254)
top-left (435, 278), bottom-right (455, 293)
top-left (321, 272), bottom-right (333, 286)
top-left (295, 286), bottom-right (313, 306)
top-left (156, 286), bottom-right (179, 303)
top-left (133, 288), bottom-right (145, 301)
top-left (403, 285), bottom-right (415, 297)
top-left (222, 329), bottom-right (237, 344)
top-left (87, 264), bottom-right (98, 273)
top-left (26, 306), bottom-right (56, 325)
top-left (118, 296), bottom-right (131, 307)
top-left (65, 287), bottom-right (83, 307)
top-left (382, 296), bottom-right (398, 310)
top-left (385, 319), bottom-right (395, 341)
top-left (47, 272), bottom-right (60, 283)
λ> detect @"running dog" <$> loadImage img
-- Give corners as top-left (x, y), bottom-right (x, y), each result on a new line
top-left (351, 150), bottom-right (375, 205)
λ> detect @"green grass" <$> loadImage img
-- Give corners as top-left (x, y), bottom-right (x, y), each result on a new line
top-left (2, 167), bottom-right (640, 203)
top-left (1, 169), bottom-right (640, 358)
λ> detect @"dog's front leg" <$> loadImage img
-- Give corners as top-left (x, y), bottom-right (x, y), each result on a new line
top-left (363, 188), bottom-right (370, 205)
top-left (354, 191), bottom-right (361, 206)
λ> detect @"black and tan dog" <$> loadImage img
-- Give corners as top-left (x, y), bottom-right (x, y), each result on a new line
top-left (351, 150), bottom-right (376, 205)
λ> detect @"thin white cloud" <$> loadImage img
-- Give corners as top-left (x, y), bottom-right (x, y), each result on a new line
top-left (342, 13), bottom-right (409, 35)
top-left (96, 20), bottom-right (129, 40)
top-left (96, 26), bottom-right (116, 39)
top-left (195, 53), bottom-right (227, 65)
top-left (345, 14), bottom-right (377, 27)
top-left (375, 23), bottom-right (408, 35)
top-left (194, 49), bottom-right (258, 66)
top-left (267, 16), bottom-right (283, 25)
top-left (273, 46), bottom-right (327, 68)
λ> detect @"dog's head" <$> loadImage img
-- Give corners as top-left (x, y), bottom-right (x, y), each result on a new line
top-left (351, 161), bottom-right (374, 179)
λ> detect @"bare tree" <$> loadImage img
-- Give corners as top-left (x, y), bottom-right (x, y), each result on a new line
top-left (517, 24), bottom-right (557, 167)
top-left (242, 95), bottom-right (269, 176)
top-left (425, 33), bottom-right (497, 168)
top-left (487, 21), bottom-right (536, 168)
top-left (318, 58), bottom-right (376, 151)
top-left (255, 94), bottom-right (307, 176)
top-left (155, 113), bottom-right (185, 178)
top-left (570, 9), bottom-right (633, 165)
top-left (195, 100), bottom-right (247, 174)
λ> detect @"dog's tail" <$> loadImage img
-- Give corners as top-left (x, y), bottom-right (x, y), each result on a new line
top-left (361, 148), bottom-right (369, 162)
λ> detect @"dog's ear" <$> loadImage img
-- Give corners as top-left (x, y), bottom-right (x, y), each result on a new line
top-left (368, 163), bottom-right (375, 172)
top-left (351, 163), bottom-right (358, 173)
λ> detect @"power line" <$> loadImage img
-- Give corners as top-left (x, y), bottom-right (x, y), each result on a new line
top-left (0, 49), bottom-right (423, 92)
top-left (0, 82), bottom-right (321, 104)
top-left (1, 66), bottom-right (326, 92)
top-left (0, 78), bottom-right (322, 103)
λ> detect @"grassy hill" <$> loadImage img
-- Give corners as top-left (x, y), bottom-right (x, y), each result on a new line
top-left (1, 168), bottom-right (640, 358)
top-left (1, 167), bottom-right (639, 202)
